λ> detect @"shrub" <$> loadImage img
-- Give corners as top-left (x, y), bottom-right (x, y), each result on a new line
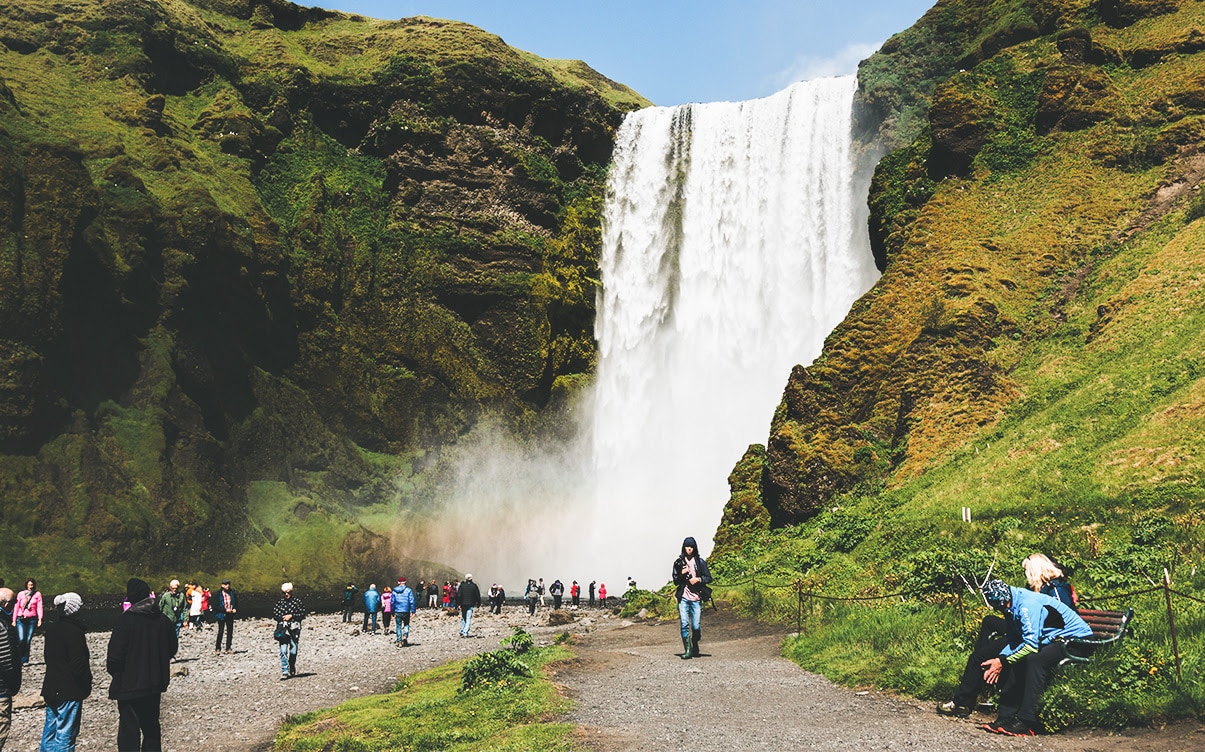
top-left (460, 650), bottom-right (530, 692)
top-left (500, 626), bottom-right (534, 654)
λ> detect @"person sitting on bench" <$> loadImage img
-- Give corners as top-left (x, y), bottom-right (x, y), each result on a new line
top-left (943, 578), bottom-right (1093, 736)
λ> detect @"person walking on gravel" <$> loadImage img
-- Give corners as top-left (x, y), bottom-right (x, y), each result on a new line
top-left (106, 578), bottom-right (178, 751)
top-left (393, 578), bottom-right (416, 647)
top-left (456, 574), bottom-right (481, 638)
top-left (273, 583), bottom-right (305, 679)
top-left (212, 579), bottom-right (239, 655)
top-left (672, 536), bottom-right (713, 659)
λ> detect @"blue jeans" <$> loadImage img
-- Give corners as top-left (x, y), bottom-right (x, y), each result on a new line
top-left (678, 598), bottom-right (701, 639)
top-left (279, 634), bottom-right (299, 676)
top-left (41, 699), bottom-right (82, 752)
top-left (394, 612), bottom-right (411, 643)
top-left (16, 617), bottom-right (36, 663)
top-left (460, 606), bottom-right (474, 636)
top-left (362, 611), bottom-right (378, 632)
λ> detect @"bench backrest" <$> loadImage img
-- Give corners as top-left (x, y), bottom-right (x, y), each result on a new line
top-left (1076, 608), bottom-right (1132, 643)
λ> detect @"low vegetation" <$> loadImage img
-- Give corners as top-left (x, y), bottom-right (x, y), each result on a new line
top-left (274, 636), bottom-right (571, 752)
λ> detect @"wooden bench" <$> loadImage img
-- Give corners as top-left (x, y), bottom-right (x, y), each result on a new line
top-left (1059, 607), bottom-right (1134, 666)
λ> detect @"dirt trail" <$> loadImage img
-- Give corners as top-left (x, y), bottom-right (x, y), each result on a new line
top-left (556, 608), bottom-right (1205, 752)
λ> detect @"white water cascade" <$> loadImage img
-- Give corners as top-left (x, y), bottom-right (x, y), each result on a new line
top-left (399, 76), bottom-right (880, 592)
top-left (588, 75), bottom-right (880, 585)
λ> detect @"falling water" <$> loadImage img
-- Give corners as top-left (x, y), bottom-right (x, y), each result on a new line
top-left (399, 76), bottom-right (880, 592)
top-left (589, 76), bottom-right (879, 584)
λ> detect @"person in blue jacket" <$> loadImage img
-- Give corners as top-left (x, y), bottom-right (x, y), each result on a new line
top-left (361, 584), bottom-right (381, 634)
top-left (393, 578), bottom-right (416, 647)
top-left (976, 579), bottom-right (1093, 736)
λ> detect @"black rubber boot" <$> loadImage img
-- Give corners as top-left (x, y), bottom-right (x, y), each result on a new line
top-left (681, 635), bottom-right (693, 659)
top-left (691, 628), bottom-right (701, 657)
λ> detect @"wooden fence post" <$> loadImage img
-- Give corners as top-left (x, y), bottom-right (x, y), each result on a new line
top-left (1164, 568), bottom-right (1183, 681)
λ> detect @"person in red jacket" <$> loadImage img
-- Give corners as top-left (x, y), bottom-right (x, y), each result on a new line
top-left (570, 581), bottom-right (580, 609)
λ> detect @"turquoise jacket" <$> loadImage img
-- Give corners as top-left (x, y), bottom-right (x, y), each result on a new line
top-left (999, 586), bottom-right (1093, 664)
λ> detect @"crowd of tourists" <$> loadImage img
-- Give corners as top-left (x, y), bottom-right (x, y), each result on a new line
top-left (0, 568), bottom-right (623, 751)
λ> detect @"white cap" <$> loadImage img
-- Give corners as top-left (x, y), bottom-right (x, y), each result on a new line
top-left (281, 582), bottom-right (293, 593)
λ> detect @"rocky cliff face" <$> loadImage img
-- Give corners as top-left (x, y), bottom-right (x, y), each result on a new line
top-left (722, 0), bottom-right (1205, 538)
top-left (0, 0), bottom-right (646, 589)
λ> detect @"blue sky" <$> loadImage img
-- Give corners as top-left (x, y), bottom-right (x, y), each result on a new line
top-left (308, 1), bottom-right (936, 106)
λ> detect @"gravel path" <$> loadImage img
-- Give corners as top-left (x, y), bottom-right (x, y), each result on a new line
top-left (5, 604), bottom-right (605, 751)
top-left (555, 608), bottom-right (1205, 752)
top-left (6, 605), bottom-right (1203, 751)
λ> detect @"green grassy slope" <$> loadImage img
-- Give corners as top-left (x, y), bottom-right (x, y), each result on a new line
top-left (713, 0), bottom-right (1205, 730)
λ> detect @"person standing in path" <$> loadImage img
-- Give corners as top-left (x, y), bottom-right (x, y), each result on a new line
top-left (341, 582), bottom-right (358, 623)
top-left (672, 536), bottom-right (713, 659)
top-left (550, 579), bottom-right (564, 610)
top-left (273, 583), bottom-right (305, 679)
top-left (40, 592), bottom-right (92, 752)
top-left (106, 577), bottom-right (178, 752)
top-left (211, 580), bottom-right (239, 655)
top-left (381, 586), bottom-right (394, 632)
top-left (362, 584), bottom-right (381, 634)
top-left (156, 580), bottom-right (186, 639)
top-left (12, 579), bottom-right (42, 665)
top-left (525, 579), bottom-right (537, 615)
top-left (427, 581), bottom-right (438, 609)
top-left (0, 587), bottom-right (22, 752)
top-left (393, 578), bottom-right (416, 647)
top-left (187, 584), bottom-right (205, 632)
top-left (588, 580), bottom-right (596, 607)
top-left (456, 574), bottom-right (481, 638)
top-left (598, 582), bottom-right (607, 607)
top-left (570, 581), bottom-right (580, 609)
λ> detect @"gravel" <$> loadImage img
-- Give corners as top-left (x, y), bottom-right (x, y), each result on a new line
top-left (7, 605), bottom-right (1203, 751)
top-left (5, 604), bottom-right (607, 751)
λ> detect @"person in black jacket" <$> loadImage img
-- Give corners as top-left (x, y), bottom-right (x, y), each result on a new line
top-left (106, 577), bottom-right (178, 752)
top-left (0, 587), bottom-right (22, 752)
top-left (455, 574), bottom-right (481, 638)
top-left (41, 592), bottom-right (92, 752)
top-left (672, 536), bottom-right (713, 660)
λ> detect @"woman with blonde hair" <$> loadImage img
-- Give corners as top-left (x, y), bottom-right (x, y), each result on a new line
top-left (1022, 553), bottom-right (1076, 607)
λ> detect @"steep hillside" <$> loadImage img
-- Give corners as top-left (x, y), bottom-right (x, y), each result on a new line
top-left (713, 0), bottom-right (1205, 728)
top-left (0, 0), bottom-right (647, 590)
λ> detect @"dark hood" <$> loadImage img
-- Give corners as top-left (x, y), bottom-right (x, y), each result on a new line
top-left (681, 536), bottom-right (699, 559)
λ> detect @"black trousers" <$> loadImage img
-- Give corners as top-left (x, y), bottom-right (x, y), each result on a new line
top-left (117, 694), bottom-right (162, 751)
top-left (215, 615), bottom-right (234, 651)
top-left (952, 615), bottom-right (1009, 708)
top-left (997, 642), bottom-right (1068, 724)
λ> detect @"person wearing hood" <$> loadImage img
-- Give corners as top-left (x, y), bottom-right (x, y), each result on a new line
top-left (41, 592), bottom-right (92, 752)
top-left (671, 536), bottom-right (713, 659)
top-left (0, 587), bottom-right (22, 752)
top-left (106, 577), bottom-right (178, 751)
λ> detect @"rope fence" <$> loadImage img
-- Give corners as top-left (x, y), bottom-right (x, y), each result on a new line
top-left (635, 568), bottom-right (1203, 679)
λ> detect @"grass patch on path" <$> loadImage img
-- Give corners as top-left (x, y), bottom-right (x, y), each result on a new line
top-left (273, 645), bottom-right (574, 752)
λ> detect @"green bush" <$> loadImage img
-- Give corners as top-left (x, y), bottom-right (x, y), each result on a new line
top-left (501, 626), bottom-right (534, 654)
top-left (460, 650), bottom-right (531, 692)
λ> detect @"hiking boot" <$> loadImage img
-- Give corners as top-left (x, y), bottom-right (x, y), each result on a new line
top-left (998, 718), bottom-right (1037, 736)
top-left (980, 718), bottom-right (1010, 734)
top-left (936, 701), bottom-right (973, 718)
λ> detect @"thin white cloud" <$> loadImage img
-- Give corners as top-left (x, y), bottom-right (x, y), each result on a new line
top-left (767, 40), bottom-right (883, 90)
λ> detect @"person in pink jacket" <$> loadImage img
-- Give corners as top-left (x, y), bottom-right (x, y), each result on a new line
top-left (13, 578), bottom-right (43, 665)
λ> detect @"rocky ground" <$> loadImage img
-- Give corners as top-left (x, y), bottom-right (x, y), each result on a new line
top-left (6, 605), bottom-right (1204, 751)
top-left (5, 603), bottom-right (594, 751)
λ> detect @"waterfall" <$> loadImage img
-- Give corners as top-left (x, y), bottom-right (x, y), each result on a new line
top-left (398, 76), bottom-right (880, 592)
top-left (589, 76), bottom-right (879, 584)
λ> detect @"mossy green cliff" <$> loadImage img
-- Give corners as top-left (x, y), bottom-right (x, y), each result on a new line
top-left (714, 0), bottom-right (1205, 728)
top-left (0, 0), bottom-right (647, 591)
